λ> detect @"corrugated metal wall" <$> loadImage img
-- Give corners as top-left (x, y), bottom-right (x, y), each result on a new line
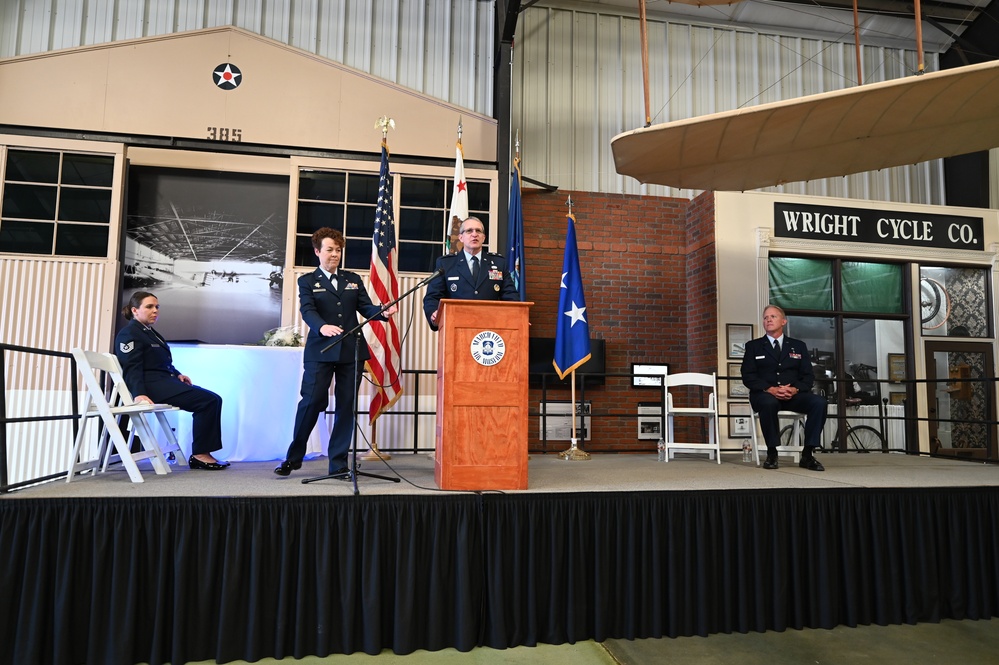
top-left (512, 5), bottom-right (945, 203)
top-left (1, 257), bottom-right (118, 484)
top-left (0, 0), bottom-right (495, 117)
top-left (0, 0), bottom-right (952, 203)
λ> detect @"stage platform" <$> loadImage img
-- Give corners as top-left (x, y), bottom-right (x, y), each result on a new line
top-left (8, 450), bottom-right (999, 498)
top-left (3, 452), bottom-right (998, 665)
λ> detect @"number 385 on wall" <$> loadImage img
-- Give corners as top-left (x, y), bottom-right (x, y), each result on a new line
top-left (207, 127), bottom-right (242, 142)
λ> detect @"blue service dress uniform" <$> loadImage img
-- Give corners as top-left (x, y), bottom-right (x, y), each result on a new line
top-left (114, 319), bottom-right (224, 455)
top-left (422, 251), bottom-right (519, 331)
top-left (740, 335), bottom-right (827, 452)
top-left (285, 268), bottom-right (387, 472)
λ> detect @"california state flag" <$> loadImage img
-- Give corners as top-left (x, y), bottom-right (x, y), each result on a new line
top-left (445, 139), bottom-right (468, 254)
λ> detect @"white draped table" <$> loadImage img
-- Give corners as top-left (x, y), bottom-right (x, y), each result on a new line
top-left (166, 344), bottom-right (329, 462)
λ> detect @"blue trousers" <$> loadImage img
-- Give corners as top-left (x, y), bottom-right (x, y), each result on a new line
top-left (286, 360), bottom-right (362, 472)
top-left (749, 390), bottom-right (827, 452)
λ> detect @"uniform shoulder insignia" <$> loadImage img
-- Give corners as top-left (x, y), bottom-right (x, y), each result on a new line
top-left (119, 341), bottom-right (134, 353)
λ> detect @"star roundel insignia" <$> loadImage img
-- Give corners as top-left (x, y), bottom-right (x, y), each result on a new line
top-left (212, 63), bottom-right (242, 90)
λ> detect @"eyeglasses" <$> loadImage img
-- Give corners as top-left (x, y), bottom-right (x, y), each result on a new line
top-left (460, 228), bottom-right (485, 235)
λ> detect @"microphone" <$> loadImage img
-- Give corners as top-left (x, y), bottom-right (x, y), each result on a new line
top-left (420, 266), bottom-right (444, 285)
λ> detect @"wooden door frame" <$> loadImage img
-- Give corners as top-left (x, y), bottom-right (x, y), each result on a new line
top-left (924, 340), bottom-right (996, 459)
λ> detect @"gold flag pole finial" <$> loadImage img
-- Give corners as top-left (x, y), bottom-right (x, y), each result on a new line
top-left (375, 115), bottom-right (395, 140)
top-left (457, 117), bottom-right (463, 142)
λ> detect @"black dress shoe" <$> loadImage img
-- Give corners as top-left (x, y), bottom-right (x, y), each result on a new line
top-left (328, 466), bottom-right (352, 480)
top-left (274, 459), bottom-right (302, 476)
top-left (189, 455), bottom-right (228, 470)
top-left (762, 454), bottom-right (779, 470)
top-left (799, 456), bottom-right (825, 472)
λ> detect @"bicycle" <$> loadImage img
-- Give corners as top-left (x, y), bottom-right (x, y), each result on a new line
top-left (779, 398), bottom-right (885, 451)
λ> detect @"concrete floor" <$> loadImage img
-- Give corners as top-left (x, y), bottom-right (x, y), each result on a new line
top-left (185, 618), bottom-right (997, 664)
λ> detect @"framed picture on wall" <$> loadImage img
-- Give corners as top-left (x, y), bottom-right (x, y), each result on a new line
top-left (727, 324), bottom-right (753, 359)
top-left (888, 353), bottom-right (906, 383)
top-left (728, 363), bottom-right (749, 398)
top-left (889, 392), bottom-right (906, 406)
top-left (729, 402), bottom-right (753, 438)
top-left (632, 363), bottom-right (669, 388)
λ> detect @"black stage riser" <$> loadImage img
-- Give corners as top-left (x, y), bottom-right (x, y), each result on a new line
top-left (2, 488), bottom-right (998, 665)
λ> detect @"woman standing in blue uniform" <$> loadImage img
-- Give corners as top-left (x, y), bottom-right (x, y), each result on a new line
top-left (114, 291), bottom-right (229, 470)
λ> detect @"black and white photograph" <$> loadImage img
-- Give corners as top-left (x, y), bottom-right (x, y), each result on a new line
top-left (728, 363), bottom-right (749, 398)
top-left (119, 166), bottom-right (290, 344)
top-left (726, 323), bottom-right (753, 359)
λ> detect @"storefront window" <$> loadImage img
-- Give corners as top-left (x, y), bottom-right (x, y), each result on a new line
top-left (772, 256), bottom-right (908, 451)
top-left (768, 257), bottom-right (833, 310)
top-left (920, 266), bottom-right (990, 337)
top-left (842, 262), bottom-right (903, 313)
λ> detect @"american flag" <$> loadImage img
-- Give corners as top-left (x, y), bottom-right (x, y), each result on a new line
top-left (364, 140), bottom-right (403, 422)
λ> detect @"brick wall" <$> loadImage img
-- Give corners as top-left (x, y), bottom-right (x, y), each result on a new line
top-left (522, 188), bottom-right (718, 453)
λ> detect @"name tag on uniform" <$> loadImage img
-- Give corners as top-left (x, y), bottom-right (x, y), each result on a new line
top-left (150, 343), bottom-right (161, 348)
top-left (755, 355), bottom-right (766, 359)
top-left (448, 276), bottom-right (460, 281)
top-left (313, 288), bottom-right (324, 292)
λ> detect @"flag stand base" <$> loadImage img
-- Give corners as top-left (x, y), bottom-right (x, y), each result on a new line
top-left (559, 438), bottom-right (590, 461)
top-left (360, 444), bottom-right (391, 462)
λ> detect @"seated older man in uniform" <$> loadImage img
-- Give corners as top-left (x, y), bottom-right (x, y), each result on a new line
top-left (741, 304), bottom-right (828, 471)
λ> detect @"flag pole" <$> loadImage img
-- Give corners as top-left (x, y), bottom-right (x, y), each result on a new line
top-left (363, 115), bottom-right (398, 463)
top-left (559, 370), bottom-right (590, 461)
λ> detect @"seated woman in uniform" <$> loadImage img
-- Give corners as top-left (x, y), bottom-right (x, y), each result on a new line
top-left (114, 291), bottom-right (229, 470)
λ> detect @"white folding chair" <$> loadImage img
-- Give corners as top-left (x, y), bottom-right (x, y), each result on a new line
top-left (750, 410), bottom-right (805, 465)
top-left (67, 348), bottom-right (182, 483)
top-left (664, 372), bottom-right (721, 464)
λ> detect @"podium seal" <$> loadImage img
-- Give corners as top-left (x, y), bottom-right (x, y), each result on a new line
top-left (470, 330), bottom-right (505, 367)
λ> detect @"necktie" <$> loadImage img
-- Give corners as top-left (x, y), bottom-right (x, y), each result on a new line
top-left (773, 339), bottom-right (780, 353)
top-left (471, 255), bottom-right (480, 282)
top-left (330, 273), bottom-right (337, 290)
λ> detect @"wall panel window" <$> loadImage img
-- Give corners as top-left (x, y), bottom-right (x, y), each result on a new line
top-left (296, 167), bottom-right (491, 272)
top-left (0, 149), bottom-right (113, 256)
top-left (399, 176), bottom-right (489, 272)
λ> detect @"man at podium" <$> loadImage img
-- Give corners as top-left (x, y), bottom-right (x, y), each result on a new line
top-left (423, 216), bottom-right (518, 331)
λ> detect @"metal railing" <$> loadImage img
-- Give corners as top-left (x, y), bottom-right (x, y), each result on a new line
top-left (1, 343), bottom-right (81, 493)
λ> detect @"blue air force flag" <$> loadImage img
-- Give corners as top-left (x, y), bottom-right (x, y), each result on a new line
top-left (553, 213), bottom-right (591, 379)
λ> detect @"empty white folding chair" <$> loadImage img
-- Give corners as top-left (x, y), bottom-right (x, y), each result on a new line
top-left (664, 372), bottom-right (721, 463)
top-left (750, 410), bottom-right (805, 465)
top-left (67, 348), bottom-right (182, 483)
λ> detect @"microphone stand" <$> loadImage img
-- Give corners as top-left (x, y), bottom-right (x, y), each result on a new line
top-left (301, 269), bottom-right (442, 493)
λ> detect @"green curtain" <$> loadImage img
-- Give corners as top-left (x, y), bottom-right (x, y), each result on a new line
top-left (842, 262), bottom-right (903, 313)
top-left (768, 257), bottom-right (832, 310)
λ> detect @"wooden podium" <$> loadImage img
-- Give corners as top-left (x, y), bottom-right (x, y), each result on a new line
top-left (435, 300), bottom-right (532, 490)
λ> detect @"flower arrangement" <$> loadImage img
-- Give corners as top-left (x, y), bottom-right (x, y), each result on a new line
top-left (260, 325), bottom-right (303, 347)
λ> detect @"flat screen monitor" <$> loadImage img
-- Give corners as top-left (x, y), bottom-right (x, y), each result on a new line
top-left (528, 337), bottom-right (605, 387)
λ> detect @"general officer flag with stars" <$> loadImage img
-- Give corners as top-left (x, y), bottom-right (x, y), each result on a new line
top-left (553, 212), bottom-right (591, 379)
